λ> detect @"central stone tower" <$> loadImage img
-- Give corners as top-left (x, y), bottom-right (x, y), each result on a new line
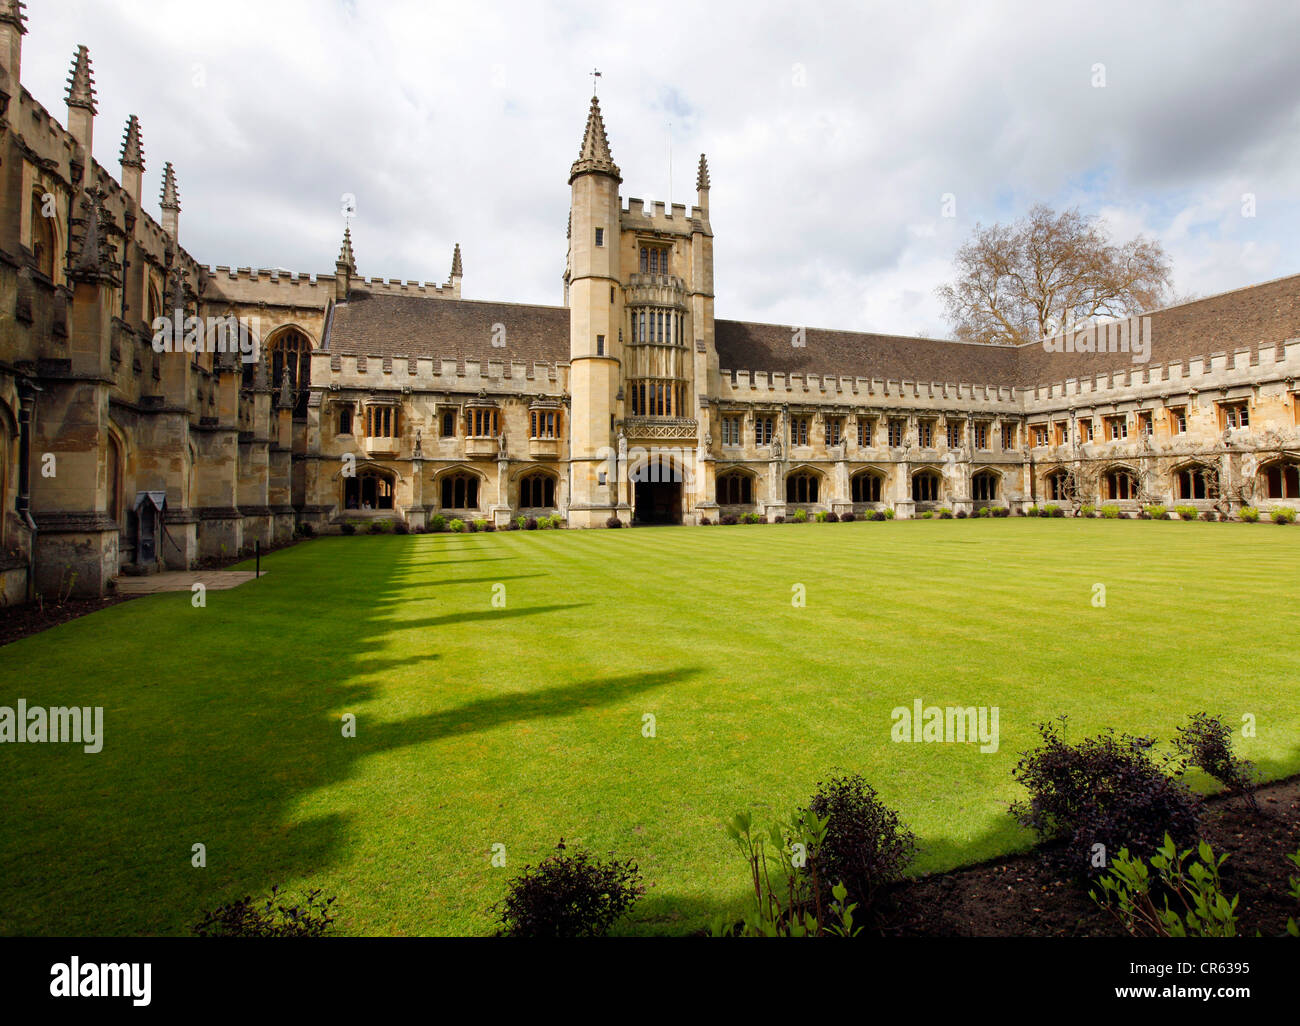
top-left (566, 96), bottom-right (625, 527)
top-left (564, 94), bottom-right (717, 526)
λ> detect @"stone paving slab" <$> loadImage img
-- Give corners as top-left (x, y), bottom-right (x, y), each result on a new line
top-left (114, 571), bottom-right (266, 595)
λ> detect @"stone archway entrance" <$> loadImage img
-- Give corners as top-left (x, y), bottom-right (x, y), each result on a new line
top-left (634, 478), bottom-right (682, 524)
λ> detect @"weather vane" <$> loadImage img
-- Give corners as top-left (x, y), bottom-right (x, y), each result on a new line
top-left (591, 67), bottom-right (602, 95)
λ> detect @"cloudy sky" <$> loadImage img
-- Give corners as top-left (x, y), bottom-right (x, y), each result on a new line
top-left (22, 0), bottom-right (1300, 337)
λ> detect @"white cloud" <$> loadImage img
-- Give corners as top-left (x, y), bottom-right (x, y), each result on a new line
top-left (20, 0), bottom-right (1300, 338)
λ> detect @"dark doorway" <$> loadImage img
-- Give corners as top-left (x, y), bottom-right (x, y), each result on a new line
top-left (634, 479), bottom-right (682, 524)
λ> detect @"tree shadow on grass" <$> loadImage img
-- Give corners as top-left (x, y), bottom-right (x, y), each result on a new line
top-left (0, 537), bottom-right (662, 936)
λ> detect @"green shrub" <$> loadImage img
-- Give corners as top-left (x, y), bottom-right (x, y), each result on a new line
top-left (1091, 835), bottom-right (1238, 937)
top-left (814, 511), bottom-right (829, 523)
top-left (920, 511), bottom-right (933, 519)
top-left (1240, 507), bottom-right (1260, 522)
top-left (1044, 504), bottom-right (1062, 518)
top-left (1027, 505), bottom-right (1040, 517)
top-left (473, 519), bottom-right (489, 532)
top-left (449, 518), bottom-right (466, 533)
top-left (492, 841), bottom-right (644, 938)
top-left (1100, 505), bottom-right (1121, 519)
top-left (431, 514), bottom-right (447, 533)
top-left (1080, 503), bottom-right (1096, 517)
top-left (1174, 505), bottom-right (1198, 521)
top-left (1271, 507), bottom-right (1296, 524)
top-left (883, 509), bottom-right (895, 520)
top-left (743, 512), bottom-right (762, 524)
top-left (1143, 504), bottom-right (1167, 520)
top-left (975, 507), bottom-right (990, 518)
top-left (792, 509), bottom-right (808, 523)
top-left (714, 808), bottom-right (862, 938)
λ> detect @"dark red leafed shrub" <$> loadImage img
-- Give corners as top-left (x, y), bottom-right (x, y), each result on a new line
top-left (720, 514), bottom-right (738, 526)
top-left (805, 773), bottom-right (917, 918)
top-left (340, 522), bottom-right (356, 536)
top-left (194, 885), bottom-right (337, 938)
top-left (525, 517), bottom-right (539, 531)
top-left (394, 521), bottom-right (410, 535)
top-left (1172, 712), bottom-right (1259, 810)
top-left (1011, 717), bottom-right (1202, 878)
top-left (492, 841), bottom-right (644, 938)
top-left (605, 517), bottom-right (623, 529)
top-left (840, 512), bottom-right (855, 522)
top-left (825, 511), bottom-right (840, 523)
top-left (483, 521), bottom-right (496, 533)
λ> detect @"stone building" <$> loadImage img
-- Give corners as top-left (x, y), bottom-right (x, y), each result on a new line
top-left (2, 8), bottom-right (1298, 602)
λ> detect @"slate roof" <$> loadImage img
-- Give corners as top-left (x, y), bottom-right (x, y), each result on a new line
top-left (324, 272), bottom-right (1300, 388)
top-left (326, 291), bottom-right (569, 367)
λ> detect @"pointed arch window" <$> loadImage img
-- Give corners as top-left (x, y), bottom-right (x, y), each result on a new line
top-left (30, 190), bottom-right (56, 279)
top-left (786, 472), bottom-right (820, 504)
top-left (911, 470), bottom-right (941, 503)
top-left (851, 472), bottom-right (882, 503)
top-left (344, 467), bottom-right (395, 511)
top-left (717, 472), bottom-right (753, 506)
top-left (441, 473), bottom-right (480, 510)
top-left (519, 472), bottom-right (557, 508)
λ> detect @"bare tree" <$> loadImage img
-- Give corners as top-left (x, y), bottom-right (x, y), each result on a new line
top-left (937, 205), bottom-right (1173, 346)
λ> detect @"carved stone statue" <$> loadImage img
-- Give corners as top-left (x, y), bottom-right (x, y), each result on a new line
top-left (617, 429), bottom-right (628, 461)
top-left (497, 431), bottom-right (508, 458)
top-left (771, 435), bottom-right (782, 458)
top-left (413, 430), bottom-right (423, 457)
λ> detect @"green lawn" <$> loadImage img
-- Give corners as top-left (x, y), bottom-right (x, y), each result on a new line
top-left (2, 519), bottom-right (1298, 936)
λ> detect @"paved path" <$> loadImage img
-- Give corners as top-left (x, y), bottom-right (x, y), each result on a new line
top-left (115, 571), bottom-right (266, 595)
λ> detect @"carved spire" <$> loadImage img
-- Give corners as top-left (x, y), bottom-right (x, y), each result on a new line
top-left (450, 242), bottom-right (462, 278)
top-left (167, 259), bottom-right (187, 316)
top-left (0, 1), bottom-right (28, 34)
top-left (336, 225), bottom-right (355, 272)
top-left (70, 187), bottom-right (117, 282)
top-left (160, 161), bottom-right (180, 211)
top-left (65, 44), bottom-right (96, 112)
top-left (696, 154), bottom-right (710, 191)
top-left (277, 366), bottom-right (293, 410)
top-left (120, 115), bottom-right (144, 169)
top-left (568, 95), bottom-right (621, 184)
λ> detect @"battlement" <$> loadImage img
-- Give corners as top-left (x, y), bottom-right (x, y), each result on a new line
top-left (1023, 336), bottom-right (1300, 413)
top-left (318, 352), bottom-right (570, 393)
top-left (719, 369), bottom-right (1021, 411)
top-left (357, 276), bottom-right (459, 298)
top-left (621, 197), bottom-right (706, 234)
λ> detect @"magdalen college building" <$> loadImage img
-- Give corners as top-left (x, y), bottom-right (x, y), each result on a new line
top-left (2, 5), bottom-right (1299, 603)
